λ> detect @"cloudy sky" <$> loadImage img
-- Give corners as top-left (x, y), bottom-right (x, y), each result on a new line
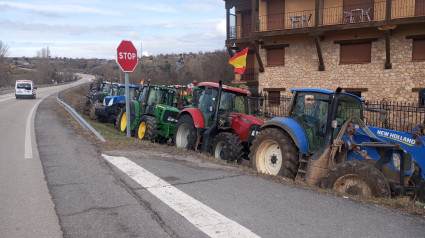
top-left (0, 0), bottom-right (227, 59)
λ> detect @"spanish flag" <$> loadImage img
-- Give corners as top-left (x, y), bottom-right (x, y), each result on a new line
top-left (228, 47), bottom-right (249, 75)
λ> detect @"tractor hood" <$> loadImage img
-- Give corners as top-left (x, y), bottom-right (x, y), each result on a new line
top-left (229, 112), bottom-right (264, 126)
top-left (367, 126), bottom-right (424, 161)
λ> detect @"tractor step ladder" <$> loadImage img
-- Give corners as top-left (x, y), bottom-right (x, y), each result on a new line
top-left (296, 153), bottom-right (308, 181)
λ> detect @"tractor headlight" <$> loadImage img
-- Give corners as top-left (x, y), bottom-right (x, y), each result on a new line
top-left (167, 116), bottom-right (177, 123)
top-left (251, 130), bottom-right (259, 137)
top-left (393, 152), bottom-right (401, 171)
top-left (108, 99), bottom-right (114, 106)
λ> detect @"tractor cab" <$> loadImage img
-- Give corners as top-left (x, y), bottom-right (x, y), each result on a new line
top-left (136, 85), bottom-right (175, 115)
top-left (287, 89), bottom-right (364, 153)
top-left (194, 82), bottom-right (249, 128)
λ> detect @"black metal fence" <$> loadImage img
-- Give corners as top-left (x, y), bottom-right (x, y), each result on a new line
top-left (249, 95), bottom-right (425, 133)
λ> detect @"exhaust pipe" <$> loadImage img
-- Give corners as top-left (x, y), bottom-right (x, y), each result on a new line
top-left (305, 87), bottom-right (342, 186)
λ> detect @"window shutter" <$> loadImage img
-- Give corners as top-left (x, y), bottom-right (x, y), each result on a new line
top-left (340, 43), bottom-right (371, 64)
top-left (412, 39), bottom-right (425, 61)
top-left (267, 48), bottom-right (285, 66)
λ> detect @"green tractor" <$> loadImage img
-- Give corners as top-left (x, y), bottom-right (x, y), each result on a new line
top-left (116, 81), bottom-right (180, 143)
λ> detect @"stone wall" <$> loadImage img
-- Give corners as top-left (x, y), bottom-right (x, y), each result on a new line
top-left (258, 35), bottom-right (425, 102)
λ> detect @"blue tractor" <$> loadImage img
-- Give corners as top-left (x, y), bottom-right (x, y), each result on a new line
top-left (249, 88), bottom-right (425, 200)
top-left (93, 84), bottom-right (139, 123)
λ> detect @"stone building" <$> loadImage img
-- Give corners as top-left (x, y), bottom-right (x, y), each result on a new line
top-left (224, 0), bottom-right (425, 104)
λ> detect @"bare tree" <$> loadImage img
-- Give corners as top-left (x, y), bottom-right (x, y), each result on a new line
top-left (36, 46), bottom-right (51, 59)
top-left (0, 41), bottom-right (10, 87)
top-left (35, 46), bottom-right (56, 84)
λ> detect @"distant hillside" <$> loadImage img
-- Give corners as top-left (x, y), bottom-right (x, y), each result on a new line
top-left (92, 50), bottom-right (235, 86)
top-left (0, 50), bottom-right (235, 88)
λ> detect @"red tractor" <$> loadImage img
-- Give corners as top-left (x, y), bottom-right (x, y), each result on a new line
top-left (173, 81), bottom-right (263, 163)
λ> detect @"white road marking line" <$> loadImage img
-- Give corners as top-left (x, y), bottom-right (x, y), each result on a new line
top-left (25, 100), bottom-right (43, 159)
top-left (102, 154), bottom-right (260, 238)
top-left (0, 96), bottom-right (13, 103)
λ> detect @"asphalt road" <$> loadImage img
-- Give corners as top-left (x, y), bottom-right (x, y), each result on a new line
top-left (0, 75), bottom-right (87, 237)
top-left (36, 87), bottom-right (425, 237)
top-left (2, 76), bottom-right (425, 238)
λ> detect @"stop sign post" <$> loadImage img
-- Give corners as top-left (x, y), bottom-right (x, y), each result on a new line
top-left (116, 40), bottom-right (138, 137)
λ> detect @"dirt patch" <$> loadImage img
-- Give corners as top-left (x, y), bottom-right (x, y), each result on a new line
top-left (57, 86), bottom-right (425, 218)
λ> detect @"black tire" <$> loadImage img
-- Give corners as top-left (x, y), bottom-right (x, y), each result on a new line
top-left (116, 108), bottom-right (127, 133)
top-left (249, 128), bottom-right (298, 178)
top-left (211, 132), bottom-right (244, 163)
top-left (136, 115), bottom-right (157, 142)
top-left (321, 161), bottom-right (391, 198)
top-left (173, 114), bottom-right (197, 150)
top-left (76, 96), bottom-right (90, 115)
top-left (89, 102), bottom-right (102, 120)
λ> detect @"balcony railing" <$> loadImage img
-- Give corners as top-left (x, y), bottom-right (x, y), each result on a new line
top-left (228, 0), bottom-right (425, 39)
top-left (241, 68), bottom-right (258, 82)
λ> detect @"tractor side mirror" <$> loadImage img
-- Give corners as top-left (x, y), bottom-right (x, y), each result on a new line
top-left (305, 95), bottom-right (315, 109)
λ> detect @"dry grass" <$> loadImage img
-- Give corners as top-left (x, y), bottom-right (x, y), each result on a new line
top-left (58, 85), bottom-right (425, 218)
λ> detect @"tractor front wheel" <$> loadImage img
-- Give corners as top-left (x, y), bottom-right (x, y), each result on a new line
top-left (321, 161), bottom-right (390, 198)
top-left (173, 115), bottom-right (197, 150)
top-left (89, 102), bottom-right (102, 120)
top-left (116, 109), bottom-right (127, 133)
top-left (211, 132), bottom-right (243, 163)
top-left (249, 128), bottom-right (298, 178)
top-left (136, 116), bottom-right (157, 142)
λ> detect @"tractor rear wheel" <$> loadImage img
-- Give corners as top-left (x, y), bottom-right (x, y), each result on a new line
top-left (89, 102), bottom-right (102, 120)
top-left (76, 96), bottom-right (90, 115)
top-left (211, 132), bottom-right (243, 163)
top-left (136, 115), bottom-right (157, 142)
top-left (173, 115), bottom-right (197, 150)
top-left (116, 109), bottom-right (127, 133)
top-left (321, 161), bottom-right (390, 198)
top-left (249, 128), bottom-right (298, 178)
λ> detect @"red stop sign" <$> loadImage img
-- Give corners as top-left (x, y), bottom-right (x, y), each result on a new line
top-left (116, 40), bottom-right (138, 72)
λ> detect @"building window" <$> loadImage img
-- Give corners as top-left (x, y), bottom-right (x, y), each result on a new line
top-left (267, 48), bottom-right (285, 66)
top-left (345, 90), bottom-right (362, 98)
top-left (340, 43), bottom-right (371, 64)
top-left (268, 91), bottom-right (281, 105)
top-left (419, 89), bottom-right (425, 107)
top-left (412, 39), bottom-right (425, 61)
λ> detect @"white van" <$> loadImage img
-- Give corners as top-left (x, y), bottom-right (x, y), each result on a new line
top-left (15, 80), bottom-right (37, 99)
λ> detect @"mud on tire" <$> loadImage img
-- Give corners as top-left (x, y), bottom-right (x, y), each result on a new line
top-left (249, 128), bottom-right (298, 178)
top-left (136, 115), bottom-right (157, 142)
top-left (89, 102), bottom-right (102, 120)
top-left (116, 108), bottom-right (127, 132)
top-left (321, 161), bottom-right (391, 198)
top-left (211, 132), bottom-right (244, 163)
top-left (173, 114), bottom-right (197, 150)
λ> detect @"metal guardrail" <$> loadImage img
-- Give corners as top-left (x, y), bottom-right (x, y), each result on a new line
top-left (56, 85), bottom-right (106, 142)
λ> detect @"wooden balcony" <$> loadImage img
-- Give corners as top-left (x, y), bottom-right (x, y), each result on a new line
top-left (228, 0), bottom-right (425, 40)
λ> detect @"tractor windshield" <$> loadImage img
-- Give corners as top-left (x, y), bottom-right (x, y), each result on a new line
top-left (219, 91), bottom-right (248, 115)
top-left (336, 94), bottom-right (363, 123)
top-left (290, 92), bottom-right (329, 153)
top-left (147, 89), bottom-right (173, 106)
top-left (117, 87), bottom-right (137, 99)
top-left (102, 84), bottom-right (113, 94)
